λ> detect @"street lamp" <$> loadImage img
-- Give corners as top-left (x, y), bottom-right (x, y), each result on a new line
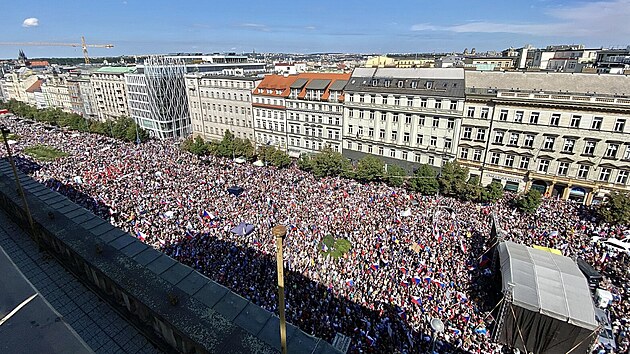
top-left (430, 318), bottom-right (445, 354)
top-left (272, 224), bottom-right (288, 354)
top-left (0, 124), bottom-right (35, 234)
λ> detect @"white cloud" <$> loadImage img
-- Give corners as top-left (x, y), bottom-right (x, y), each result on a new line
top-left (411, 0), bottom-right (630, 39)
top-left (22, 18), bottom-right (39, 28)
top-left (239, 23), bottom-right (270, 32)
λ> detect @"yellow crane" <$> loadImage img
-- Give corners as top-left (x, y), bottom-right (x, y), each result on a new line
top-left (0, 36), bottom-right (114, 64)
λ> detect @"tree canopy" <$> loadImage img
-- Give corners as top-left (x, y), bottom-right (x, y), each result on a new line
top-left (597, 192), bottom-right (630, 225)
top-left (408, 164), bottom-right (439, 195)
top-left (513, 188), bottom-right (542, 214)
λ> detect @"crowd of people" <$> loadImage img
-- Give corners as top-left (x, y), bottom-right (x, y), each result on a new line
top-left (1, 116), bottom-right (628, 353)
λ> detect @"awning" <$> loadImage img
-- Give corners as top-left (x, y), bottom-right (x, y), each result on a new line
top-left (504, 182), bottom-right (519, 192)
top-left (569, 187), bottom-right (586, 197)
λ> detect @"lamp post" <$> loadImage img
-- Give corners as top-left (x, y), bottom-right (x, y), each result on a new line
top-left (272, 225), bottom-right (288, 354)
top-left (430, 318), bottom-right (445, 354)
top-left (0, 124), bottom-right (35, 234)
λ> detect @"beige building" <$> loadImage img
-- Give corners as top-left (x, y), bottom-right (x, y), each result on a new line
top-left (90, 67), bottom-right (134, 120)
top-left (343, 68), bottom-right (465, 171)
top-left (1, 68), bottom-right (40, 104)
top-left (42, 73), bottom-right (72, 112)
top-left (459, 71), bottom-right (630, 204)
top-left (286, 73), bottom-right (350, 157)
top-left (186, 74), bottom-right (260, 142)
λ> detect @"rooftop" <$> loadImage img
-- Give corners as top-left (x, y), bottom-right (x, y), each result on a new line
top-left (94, 66), bottom-right (136, 74)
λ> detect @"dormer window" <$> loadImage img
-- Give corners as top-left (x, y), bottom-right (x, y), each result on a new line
top-left (411, 81), bottom-right (418, 89)
top-left (384, 80), bottom-right (391, 88)
top-left (397, 81), bottom-right (404, 88)
top-left (425, 81), bottom-right (434, 89)
top-left (372, 79), bottom-right (378, 86)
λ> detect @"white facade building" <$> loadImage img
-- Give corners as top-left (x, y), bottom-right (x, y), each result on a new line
top-left (90, 67), bottom-right (134, 121)
top-left (342, 67), bottom-right (465, 171)
top-left (186, 74), bottom-right (260, 142)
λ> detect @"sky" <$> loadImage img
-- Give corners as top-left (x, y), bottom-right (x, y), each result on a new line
top-left (1, 0), bottom-right (629, 58)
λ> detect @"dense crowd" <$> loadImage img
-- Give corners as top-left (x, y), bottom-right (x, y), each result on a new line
top-left (1, 117), bottom-right (628, 353)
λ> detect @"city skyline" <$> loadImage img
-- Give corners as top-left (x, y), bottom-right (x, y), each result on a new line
top-left (1, 0), bottom-right (630, 58)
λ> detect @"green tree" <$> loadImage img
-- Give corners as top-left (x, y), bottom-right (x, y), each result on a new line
top-left (514, 188), bottom-right (542, 214)
top-left (233, 138), bottom-right (255, 160)
top-left (481, 181), bottom-right (504, 203)
top-left (215, 130), bottom-right (235, 158)
top-left (182, 136), bottom-right (209, 156)
top-left (438, 161), bottom-right (469, 196)
top-left (460, 176), bottom-right (483, 202)
top-left (355, 155), bottom-right (384, 183)
top-left (308, 147), bottom-right (350, 178)
top-left (297, 154), bottom-right (313, 172)
top-left (409, 164), bottom-right (439, 195)
top-left (386, 164), bottom-right (407, 188)
top-left (597, 192), bottom-right (630, 225)
top-left (257, 145), bottom-right (290, 168)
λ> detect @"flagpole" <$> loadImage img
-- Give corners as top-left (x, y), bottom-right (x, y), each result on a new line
top-left (272, 225), bottom-right (288, 354)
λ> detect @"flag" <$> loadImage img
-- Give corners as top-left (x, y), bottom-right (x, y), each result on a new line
top-left (346, 279), bottom-right (355, 287)
top-left (457, 292), bottom-right (468, 303)
top-left (600, 252), bottom-right (608, 263)
top-left (449, 327), bottom-right (461, 335)
top-left (399, 266), bottom-right (408, 274)
top-left (433, 280), bottom-right (445, 288)
top-left (413, 275), bottom-right (422, 285)
top-left (135, 230), bottom-right (146, 241)
top-left (411, 296), bottom-right (422, 305)
top-left (371, 263), bottom-right (379, 271)
top-left (424, 276), bottom-right (432, 285)
top-left (202, 210), bottom-right (211, 219)
top-left (400, 280), bottom-right (409, 287)
top-left (460, 238), bottom-right (467, 253)
top-left (397, 308), bottom-right (407, 320)
top-left (185, 230), bottom-right (194, 240)
top-left (475, 328), bottom-right (487, 335)
top-left (462, 314), bottom-right (470, 322)
top-left (479, 255), bottom-right (490, 268)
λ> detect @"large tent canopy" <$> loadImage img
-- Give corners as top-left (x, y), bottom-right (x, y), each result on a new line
top-left (230, 222), bottom-right (255, 236)
top-left (495, 241), bottom-right (598, 354)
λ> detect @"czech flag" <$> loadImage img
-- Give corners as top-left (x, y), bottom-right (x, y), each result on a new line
top-left (346, 279), bottom-right (355, 287)
top-left (371, 263), bottom-right (379, 271)
top-left (411, 296), bottom-right (422, 305)
top-left (413, 275), bottom-right (422, 285)
top-left (135, 230), bottom-right (146, 242)
top-left (202, 210), bottom-right (211, 219)
top-left (399, 266), bottom-right (408, 274)
top-left (479, 255), bottom-right (491, 268)
top-left (424, 276), bottom-right (432, 285)
top-left (400, 280), bottom-right (409, 287)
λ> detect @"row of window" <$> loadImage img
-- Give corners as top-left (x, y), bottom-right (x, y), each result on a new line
top-left (467, 106), bottom-right (627, 133)
top-left (198, 79), bottom-right (255, 89)
top-left (197, 90), bottom-right (251, 102)
top-left (348, 93), bottom-right (461, 110)
top-left (253, 96), bottom-right (283, 106)
top-left (348, 125), bottom-right (453, 148)
top-left (347, 141), bottom-right (441, 165)
top-left (288, 112), bottom-right (342, 126)
top-left (286, 101), bottom-right (343, 112)
top-left (193, 114), bottom-right (251, 128)
top-left (255, 109), bottom-right (285, 120)
top-left (195, 125), bottom-right (253, 140)
top-left (288, 138), bottom-right (339, 152)
top-left (288, 126), bottom-right (341, 140)
top-left (349, 109), bottom-right (455, 128)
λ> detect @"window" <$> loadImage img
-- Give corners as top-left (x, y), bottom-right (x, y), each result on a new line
top-left (480, 108), bottom-right (489, 119)
top-left (405, 114), bottom-right (412, 124)
top-left (550, 114), bottom-right (560, 126)
top-left (543, 136), bottom-right (555, 150)
top-left (450, 101), bottom-right (457, 110)
top-left (460, 148), bottom-right (469, 159)
top-left (432, 117), bottom-right (439, 127)
top-left (357, 143), bottom-right (362, 151)
top-left (428, 156), bottom-right (435, 165)
top-left (577, 165), bottom-right (590, 179)
top-left (570, 115), bottom-right (581, 128)
top-left (381, 112), bottom-right (387, 121)
top-left (425, 81), bottom-right (433, 89)
top-left (358, 126), bottom-right (363, 136)
top-left (508, 133), bottom-right (519, 146)
top-left (415, 154), bottom-right (421, 163)
top-left (416, 134), bottom-right (423, 144)
top-left (606, 144), bottom-right (619, 158)
top-left (359, 111), bottom-right (364, 119)
top-left (558, 162), bottom-right (569, 176)
top-left (519, 157), bottom-right (530, 169)
top-left (402, 151), bottom-right (408, 160)
top-left (348, 125), bottom-right (353, 134)
top-left (379, 129), bottom-right (385, 139)
top-left (494, 131), bottom-right (505, 144)
top-left (476, 128), bottom-right (486, 141)
top-left (614, 118), bottom-right (626, 132)
top-left (505, 155), bottom-right (515, 167)
top-left (599, 168), bottom-right (611, 182)
top-left (393, 114), bottom-right (399, 123)
top-left (418, 115), bottom-right (425, 126)
top-left (467, 107), bottom-right (475, 117)
top-left (397, 81), bottom-right (404, 88)
top-left (617, 170), bottom-right (629, 184)
top-left (368, 127), bottom-right (374, 137)
top-left (591, 117), bottom-right (603, 130)
top-left (445, 138), bottom-right (452, 149)
top-left (434, 100), bottom-right (442, 109)
top-left (430, 136), bottom-right (437, 146)
top-left (394, 96), bottom-right (400, 105)
top-left (490, 153), bottom-right (500, 165)
top-left (369, 110), bottom-right (375, 120)
top-left (367, 145), bottom-right (373, 153)
top-left (391, 131), bottom-right (398, 141)
top-left (463, 127), bottom-right (472, 139)
top-left (407, 97), bottom-right (414, 107)
top-left (584, 141), bottom-right (596, 155)
top-left (371, 95), bottom-right (376, 104)
top-left (447, 118), bottom-right (454, 129)
top-left (403, 132), bottom-right (410, 143)
top-left (378, 147), bottom-right (384, 155)
top-left (538, 160), bottom-right (550, 173)
top-left (473, 150), bottom-right (482, 162)
top-left (498, 110), bottom-right (508, 121)
top-left (514, 111), bottom-right (523, 123)
top-left (390, 149), bottom-right (396, 157)
top-left (624, 146), bottom-right (630, 160)
top-left (562, 139), bottom-right (575, 153)
top-left (384, 80), bottom-right (391, 88)
top-left (359, 94), bottom-right (364, 103)
top-left (529, 112), bottom-right (539, 124)
top-left (420, 98), bottom-right (427, 108)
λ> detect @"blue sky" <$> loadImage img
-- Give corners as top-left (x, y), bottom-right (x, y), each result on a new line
top-left (1, 0), bottom-right (629, 58)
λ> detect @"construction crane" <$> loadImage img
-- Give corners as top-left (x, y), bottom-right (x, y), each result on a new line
top-left (0, 36), bottom-right (114, 64)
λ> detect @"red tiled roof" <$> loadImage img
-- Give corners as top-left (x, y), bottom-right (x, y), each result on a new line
top-left (293, 72), bottom-right (351, 102)
top-left (26, 79), bottom-right (43, 93)
top-left (253, 74), bottom-right (300, 98)
top-left (28, 60), bottom-right (50, 67)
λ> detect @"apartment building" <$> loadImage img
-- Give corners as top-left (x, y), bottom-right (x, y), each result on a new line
top-left (42, 73), bottom-right (72, 112)
top-left (252, 75), bottom-right (299, 150)
top-left (186, 74), bottom-right (260, 142)
top-left (342, 67), bottom-right (465, 171)
top-left (285, 73), bottom-right (350, 157)
top-left (90, 67), bottom-right (134, 121)
top-left (459, 71), bottom-right (630, 204)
